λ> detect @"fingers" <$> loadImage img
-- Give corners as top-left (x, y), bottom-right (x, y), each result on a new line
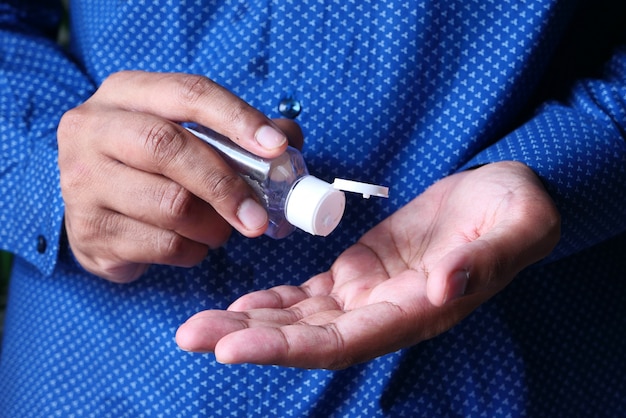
top-left (95, 71), bottom-right (287, 157)
top-left (214, 323), bottom-right (345, 368)
top-left (176, 311), bottom-right (261, 352)
top-left (177, 290), bottom-right (342, 354)
top-left (426, 164), bottom-right (561, 307)
top-left (176, 284), bottom-right (348, 364)
top-left (182, 274), bottom-right (476, 370)
top-left (84, 107), bottom-right (270, 236)
top-left (425, 238), bottom-right (496, 307)
top-left (227, 285), bottom-right (312, 311)
top-left (427, 221), bottom-right (559, 307)
top-left (81, 160), bottom-right (232, 248)
top-left (175, 271), bottom-right (479, 368)
top-left (58, 71), bottom-right (297, 282)
top-left (176, 161), bottom-right (563, 368)
top-left (66, 211), bottom-right (211, 283)
top-left (176, 276), bottom-right (420, 369)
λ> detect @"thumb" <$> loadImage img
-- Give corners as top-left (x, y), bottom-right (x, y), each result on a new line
top-left (272, 118), bottom-right (304, 150)
top-left (426, 237), bottom-right (505, 307)
top-left (426, 221), bottom-right (559, 307)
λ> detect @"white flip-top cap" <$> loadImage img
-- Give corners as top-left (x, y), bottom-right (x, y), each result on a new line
top-left (333, 178), bottom-right (389, 199)
top-left (285, 176), bottom-right (346, 236)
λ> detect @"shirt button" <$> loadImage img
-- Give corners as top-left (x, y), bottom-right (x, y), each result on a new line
top-left (37, 235), bottom-right (47, 254)
top-left (278, 97), bottom-right (302, 119)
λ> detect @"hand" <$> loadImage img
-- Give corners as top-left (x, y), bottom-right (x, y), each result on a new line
top-left (58, 71), bottom-right (295, 283)
top-left (175, 161), bottom-right (561, 369)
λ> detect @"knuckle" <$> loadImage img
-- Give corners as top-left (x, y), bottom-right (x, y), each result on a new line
top-left (59, 169), bottom-right (84, 200)
top-left (323, 324), bottom-right (352, 370)
top-left (66, 211), bottom-right (117, 263)
top-left (59, 157), bottom-right (82, 192)
top-left (141, 122), bottom-right (186, 169)
top-left (177, 74), bottom-right (219, 107)
top-left (222, 100), bottom-right (250, 128)
top-left (203, 169), bottom-right (243, 204)
top-left (57, 105), bottom-right (100, 195)
top-left (159, 182), bottom-right (195, 224)
top-left (155, 229), bottom-right (187, 259)
top-left (175, 74), bottom-right (254, 133)
top-left (57, 105), bottom-right (89, 143)
top-left (66, 207), bottom-right (148, 283)
top-left (87, 210), bottom-right (118, 242)
top-left (95, 259), bottom-right (145, 284)
top-left (100, 70), bottom-right (132, 90)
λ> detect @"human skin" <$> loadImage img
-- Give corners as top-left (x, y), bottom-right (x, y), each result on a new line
top-left (175, 161), bottom-right (561, 369)
top-left (57, 71), bottom-right (560, 368)
top-left (57, 71), bottom-right (291, 282)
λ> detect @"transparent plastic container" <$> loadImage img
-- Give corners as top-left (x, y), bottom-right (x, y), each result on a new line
top-left (187, 124), bottom-right (346, 239)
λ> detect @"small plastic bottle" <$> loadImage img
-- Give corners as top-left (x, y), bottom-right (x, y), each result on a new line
top-left (187, 124), bottom-right (349, 239)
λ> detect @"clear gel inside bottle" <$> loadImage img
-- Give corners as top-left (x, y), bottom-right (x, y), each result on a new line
top-left (187, 124), bottom-right (346, 239)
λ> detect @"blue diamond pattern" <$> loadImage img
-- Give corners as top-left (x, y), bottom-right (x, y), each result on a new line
top-left (1, 0), bottom-right (625, 416)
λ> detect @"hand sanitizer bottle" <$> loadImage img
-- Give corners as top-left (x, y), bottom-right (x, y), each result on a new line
top-left (187, 124), bottom-right (388, 239)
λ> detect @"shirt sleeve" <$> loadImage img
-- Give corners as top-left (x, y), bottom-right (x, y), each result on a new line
top-left (0, 1), bottom-right (95, 275)
top-left (462, 44), bottom-right (626, 261)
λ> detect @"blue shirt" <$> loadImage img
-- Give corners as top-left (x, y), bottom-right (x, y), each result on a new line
top-left (1, 0), bottom-right (625, 416)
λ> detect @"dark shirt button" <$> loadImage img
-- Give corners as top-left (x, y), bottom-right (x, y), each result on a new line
top-left (278, 97), bottom-right (302, 119)
top-left (37, 235), bottom-right (47, 254)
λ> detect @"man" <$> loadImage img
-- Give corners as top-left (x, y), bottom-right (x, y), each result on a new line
top-left (1, 0), bottom-right (624, 415)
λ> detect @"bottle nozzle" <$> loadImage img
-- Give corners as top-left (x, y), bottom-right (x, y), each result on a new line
top-left (285, 176), bottom-right (346, 236)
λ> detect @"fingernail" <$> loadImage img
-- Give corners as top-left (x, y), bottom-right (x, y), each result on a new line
top-left (255, 125), bottom-right (286, 150)
top-left (237, 198), bottom-right (268, 231)
top-left (446, 269), bottom-right (469, 303)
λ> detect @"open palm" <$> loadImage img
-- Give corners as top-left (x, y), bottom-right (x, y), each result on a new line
top-left (176, 161), bottom-right (560, 369)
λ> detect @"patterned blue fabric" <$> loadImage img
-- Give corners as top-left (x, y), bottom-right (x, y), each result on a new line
top-left (1, 0), bottom-right (625, 416)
